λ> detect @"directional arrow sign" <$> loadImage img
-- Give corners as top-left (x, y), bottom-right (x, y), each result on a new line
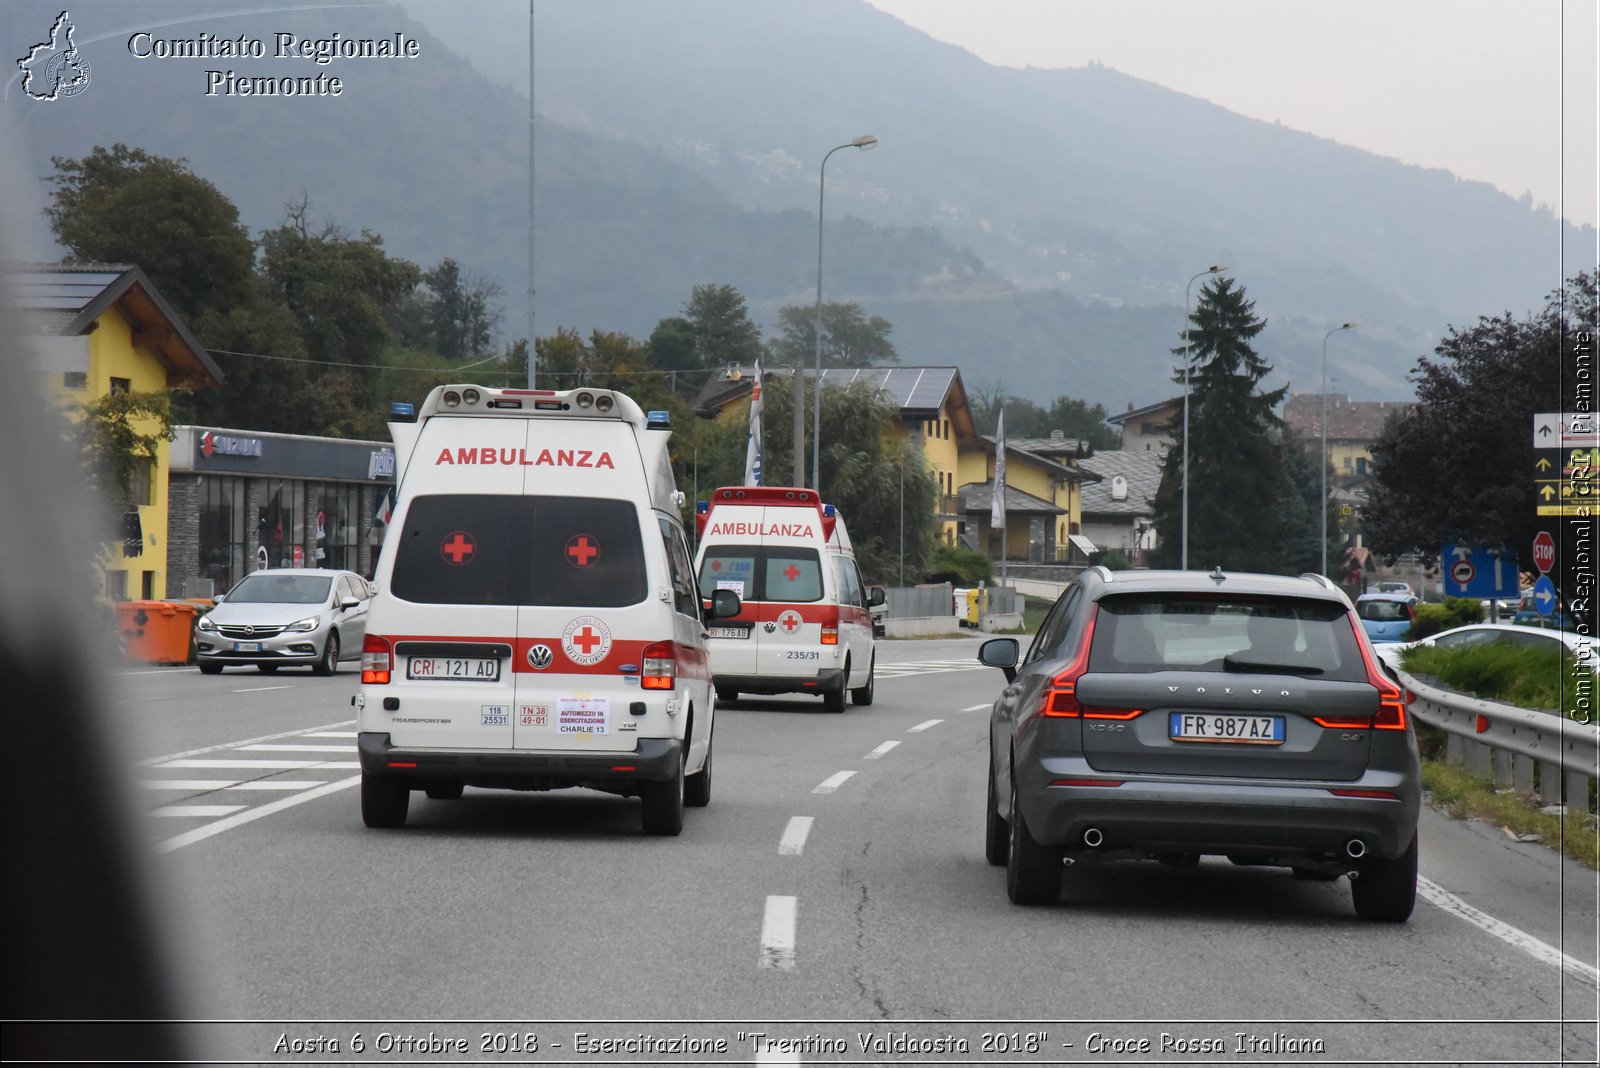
top-left (1539, 485), bottom-right (1556, 501)
top-left (1532, 575), bottom-right (1558, 616)
top-left (1536, 456), bottom-right (1552, 472)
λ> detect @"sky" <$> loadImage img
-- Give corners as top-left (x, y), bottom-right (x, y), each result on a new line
top-left (868, 0), bottom-right (1598, 231)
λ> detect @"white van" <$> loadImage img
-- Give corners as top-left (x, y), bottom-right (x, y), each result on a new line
top-left (355, 385), bottom-right (738, 835)
top-left (693, 486), bottom-right (881, 713)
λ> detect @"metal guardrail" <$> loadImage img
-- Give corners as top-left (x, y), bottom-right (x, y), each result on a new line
top-left (1397, 668), bottom-right (1599, 813)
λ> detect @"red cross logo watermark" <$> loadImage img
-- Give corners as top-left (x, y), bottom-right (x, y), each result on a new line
top-left (440, 531), bottom-right (476, 566)
top-left (565, 533), bottom-right (600, 568)
top-left (711, 560), bottom-right (723, 571)
top-left (778, 610), bottom-right (803, 634)
top-left (783, 564), bottom-right (801, 582)
top-left (561, 614), bottom-right (611, 666)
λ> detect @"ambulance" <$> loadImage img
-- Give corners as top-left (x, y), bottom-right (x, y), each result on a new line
top-left (355, 384), bottom-right (739, 835)
top-left (693, 486), bottom-right (882, 712)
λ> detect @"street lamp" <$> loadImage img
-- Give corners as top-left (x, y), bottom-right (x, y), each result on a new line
top-left (1180, 263), bottom-right (1228, 570)
top-left (1320, 322), bottom-right (1357, 579)
top-left (803, 134), bottom-right (878, 494)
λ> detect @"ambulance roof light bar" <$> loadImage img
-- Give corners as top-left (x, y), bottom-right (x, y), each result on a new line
top-left (415, 384), bottom-right (644, 423)
top-left (389, 402), bottom-right (416, 423)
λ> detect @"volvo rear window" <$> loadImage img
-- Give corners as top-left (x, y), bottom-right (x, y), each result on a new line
top-left (1089, 594), bottom-right (1366, 681)
top-left (390, 495), bottom-right (646, 607)
top-left (699, 546), bottom-right (822, 603)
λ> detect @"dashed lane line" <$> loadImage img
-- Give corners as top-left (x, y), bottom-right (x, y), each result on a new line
top-left (908, 719), bottom-right (943, 732)
top-left (151, 805), bottom-right (247, 818)
top-left (812, 771), bottom-right (856, 794)
top-left (231, 685), bottom-right (294, 693)
top-left (157, 758), bottom-right (330, 769)
top-left (778, 817), bottom-right (814, 856)
top-left (1418, 876), bottom-right (1599, 985)
top-left (156, 775), bottom-right (361, 854)
top-left (239, 743), bottom-right (354, 753)
top-left (864, 741), bottom-right (900, 760)
top-left (140, 719), bottom-right (355, 766)
top-left (961, 703), bottom-right (989, 712)
top-left (758, 896), bottom-right (797, 970)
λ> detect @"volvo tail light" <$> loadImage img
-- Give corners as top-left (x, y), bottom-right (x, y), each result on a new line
top-left (1038, 609), bottom-right (1099, 718)
top-left (641, 641), bottom-right (676, 689)
top-left (361, 634), bottom-right (392, 685)
top-left (1319, 615), bottom-right (1408, 731)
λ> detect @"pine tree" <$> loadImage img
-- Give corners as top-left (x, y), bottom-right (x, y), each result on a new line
top-left (1150, 277), bottom-right (1290, 572)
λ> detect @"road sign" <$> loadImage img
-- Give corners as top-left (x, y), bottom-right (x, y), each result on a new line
top-left (1532, 531), bottom-right (1555, 573)
top-left (1532, 575), bottom-right (1558, 617)
top-left (1441, 543), bottom-right (1519, 600)
top-left (1533, 412), bottom-right (1599, 448)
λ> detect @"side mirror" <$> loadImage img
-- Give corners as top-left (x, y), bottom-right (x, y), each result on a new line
top-left (340, 598), bottom-right (361, 610)
top-left (212, 593), bottom-right (225, 603)
top-left (978, 637), bottom-right (1020, 684)
top-left (868, 586), bottom-right (886, 607)
top-left (710, 589), bottom-right (742, 619)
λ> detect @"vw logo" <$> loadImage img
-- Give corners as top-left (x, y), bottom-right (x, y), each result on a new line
top-left (243, 626), bottom-right (255, 635)
top-left (527, 643), bottom-right (554, 670)
top-left (763, 622), bottom-right (777, 634)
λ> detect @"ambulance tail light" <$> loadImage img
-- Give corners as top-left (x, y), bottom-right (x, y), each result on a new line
top-left (641, 641), bottom-right (676, 689)
top-left (821, 608), bottom-right (839, 645)
top-left (361, 634), bottom-right (393, 685)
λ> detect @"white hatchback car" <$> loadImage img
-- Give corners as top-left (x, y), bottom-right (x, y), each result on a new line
top-left (1374, 623), bottom-right (1593, 674)
top-left (196, 568), bottom-right (371, 675)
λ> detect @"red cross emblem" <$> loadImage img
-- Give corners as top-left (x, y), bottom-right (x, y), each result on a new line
top-left (711, 560), bottom-right (723, 571)
top-left (571, 626), bottom-right (602, 654)
top-left (778, 610), bottom-right (802, 633)
top-left (440, 531), bottom-right (476, 565)
top-left (783, 564), bottom-right (801, 582)
top-left (565, 533), bottom-right (600, 568)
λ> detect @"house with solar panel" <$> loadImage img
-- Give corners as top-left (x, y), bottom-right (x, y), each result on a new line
top-left (9, 263), bottom-right (223, 600)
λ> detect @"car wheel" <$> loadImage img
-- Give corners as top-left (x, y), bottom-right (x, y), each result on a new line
top-left (823, 661), bottom-right (847, 713)
top-left (313, 632), bottom-right (339, 676)
top-left (198, 662), bottom-right (223, 675)
top-left (850, 654), bottom-right (875, 706)
top-left (685, 731), bottom-right (712, 808)
top-left (361, 773), bottom-right (409, 828)
top-left (640, 754), bottom-right (685, 836)
top-left (424, 782), bottom-right (463, 801)
top-left (1351, 833), bottom-right (1418, 922)
top-left (984, 749), bottom-right (1009, 866)
top-left (1006, 774), bottom-right (1060, 905)
top-left (716, 686), bottom-right (738, 704)
top-left (256, 664), bottom-right (278, 674)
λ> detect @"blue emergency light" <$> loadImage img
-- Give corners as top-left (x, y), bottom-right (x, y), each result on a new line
top-left (646, 410), bottom-right (672, 430)
top-left (823, 503), bottom-right (837, 517)
top-left (389, 402), bottom-right (416, 423)
top-left (696, 501), bottom-right (709, 514)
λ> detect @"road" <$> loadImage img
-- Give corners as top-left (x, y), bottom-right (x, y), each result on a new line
top-left (89, 639), bottom-right (1600, 1062)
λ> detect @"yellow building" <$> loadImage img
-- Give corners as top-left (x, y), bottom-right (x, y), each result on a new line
top-left (957, 431), bottom-right (1099, 563)
top-left (13, 264), bottom-right (223, 599)
top-left (1283, 393), bottom-right (1414, 485)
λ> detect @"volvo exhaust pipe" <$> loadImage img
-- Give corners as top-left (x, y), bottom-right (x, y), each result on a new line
top-left (1083, 827), bottom-right (1104, 849)
top-left (1345, 838), bottom-right (1367, 859)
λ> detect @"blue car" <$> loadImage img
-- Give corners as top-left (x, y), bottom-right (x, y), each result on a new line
top-left (1356, 593), bottom-right (1418, 644)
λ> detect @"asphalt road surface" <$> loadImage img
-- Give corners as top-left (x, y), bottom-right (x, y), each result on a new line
top-left (92, 638), bottom-right (1599, 1064)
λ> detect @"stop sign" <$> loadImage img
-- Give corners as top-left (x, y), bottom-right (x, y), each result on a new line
top-left (1532, 530), bottom-right (1555, 573)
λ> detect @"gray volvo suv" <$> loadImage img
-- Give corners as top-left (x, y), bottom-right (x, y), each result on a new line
top-left (979, 567), bottom-right (1419, 921)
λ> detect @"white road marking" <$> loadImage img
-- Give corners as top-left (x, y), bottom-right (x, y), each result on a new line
top-left (157, 775), bottom-right (361, 854)
top-left (240, 743), bottom-right (352, 752)
top-left (151, 805), bottom-right (247, 818)
top-left (303, 731), bottom-right (358, 738)
top-left (115, 667), bottom-right (184, 676)
top-left (231, 685), bottom-right (294, 693)
top-left (226, 780), bottom-right (327, 790)
top-left (865, 740), bottom-right (900, 760)
top-left (812, 771), bottom-right (856, 793)
top-left (758, 895), bottom-right (797, 970)
top-left (316, 761), bottom-right (360, 769)
top-left (1418, 876), bottom-right (1600, 984)
top-left (140, 780), bottom-right (239, 790)
top-left (961, 703), bottom-right (989, 712)
top-left (778, 817), bottom-right (814, 856)
top-left (908, 719), bottom-right (943, 732)
top-left (157, 758), bottom-right (327, 769)
top-left (140, 719), bottom-right (355, 766)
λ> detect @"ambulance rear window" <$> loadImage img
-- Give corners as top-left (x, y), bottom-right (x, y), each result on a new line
top-left (390, 495), bottom-right (646, 607)
top-left (698, 546), bottom-right (821, 603)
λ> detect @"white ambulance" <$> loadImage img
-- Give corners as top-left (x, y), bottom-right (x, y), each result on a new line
top-left (693, 486), bottom-right (882, 712)
top-left (355, 385), bottom-right (738, 835)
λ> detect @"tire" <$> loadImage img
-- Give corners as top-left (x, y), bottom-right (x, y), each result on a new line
top-left (313, 632), bottom-right (339, 676)
top-left (685, 732), bottom-right (712, 808)
top-left (823, 661), bottom-right (847, 713)
top-left (1006, 775), bottom-right (1060, 905)
top-left (424, 782), bottom-right (463, 801)
top-left (198, 661), bottom-right (223, 675)
top-left (1351, 833), bottom-right (1418, 922)
top-left (361, 773), bottom-right (410, 828)
top-left (716, 686), bottom-right (738, 704)
top-left (640, 754), bottom-right (685, 836)
top-left (984, 749), bottom-right (1009, 866)
top-left (850, 654), bottom-right (875, 706)
top-left (256, 664), bottom-right (278, 674)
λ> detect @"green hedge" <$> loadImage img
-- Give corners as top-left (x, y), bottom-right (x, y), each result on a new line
top-left (1406, 597), bottom-right (1484, 640)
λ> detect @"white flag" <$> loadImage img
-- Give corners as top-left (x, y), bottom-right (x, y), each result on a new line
top-left (743, 360), bottom-right (764, 487)
top-left (991, 409), bottom-right (1006, 529)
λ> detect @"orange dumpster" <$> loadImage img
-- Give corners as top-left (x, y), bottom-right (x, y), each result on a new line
top-left (115, 600), bottom-right (198, 664)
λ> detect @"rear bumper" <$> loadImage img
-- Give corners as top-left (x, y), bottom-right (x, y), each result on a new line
top-left (358, 732), bottom-right (681, 791)
top-left (714, 669), bottom-right (845, 697)
top-left (1016, 758), bottom-right (1419, 861)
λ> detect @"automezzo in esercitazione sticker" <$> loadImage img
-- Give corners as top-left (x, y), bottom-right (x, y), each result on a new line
top-left (557, 696), bottom-right (609, 735)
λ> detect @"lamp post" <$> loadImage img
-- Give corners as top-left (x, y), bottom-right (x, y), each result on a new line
top-left (1320, 322), bottom-right (1357, 579)
top-left (1180, 263), bottom-right (1228, 570)
top-left (805, 134), bottom-right (878, 494)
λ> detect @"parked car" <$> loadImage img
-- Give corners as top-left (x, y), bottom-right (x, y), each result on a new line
top-left (1355, 592), bottom-right (1419, 644)
top-left (977, 567), bottom-right (1420, 922)
top-left (1372, 581), bottom-right (1415, 597)
top-left (1374, 622), bottom-right (1593, 674)
top-left (195, 568), bottom-right (370, 675)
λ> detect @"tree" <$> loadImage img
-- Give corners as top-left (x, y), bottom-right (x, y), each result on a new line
top-left (71, 387), bottom-right (179, 507)
top-left (1365, 272), bottom-right (1596, 561)
top-left (407, 258), bottom-right (503, 362)
top-left (1278, 426), bottom-right (1337, 576)
top-left (769, 301), bottom-right (898, 368)
top-left (684, 283), bottom-right (763, 368)
top-left (1149, 277), bottom-right (1290, 572)
top-left (968, 382), bottom-right (1120, 451)
top-left (45, 144), bottom-right (255, 320)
